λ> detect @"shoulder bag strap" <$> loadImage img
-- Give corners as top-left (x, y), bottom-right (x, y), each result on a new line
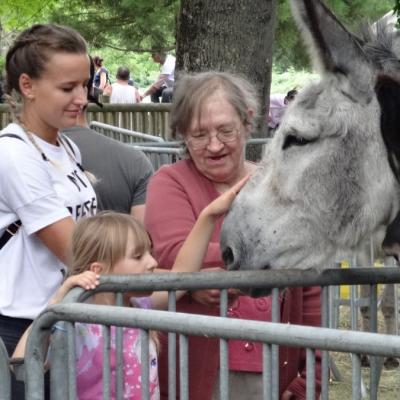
top-left (0, 134), bottom-right (25, 249)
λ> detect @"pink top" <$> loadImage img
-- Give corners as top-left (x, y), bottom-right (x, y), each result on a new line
top-left (144, 159), bottom-right (321, 399)
top-left (75, 323), bottom-right (159, 399)
top-left (268, 93), bottom-right (286, 128)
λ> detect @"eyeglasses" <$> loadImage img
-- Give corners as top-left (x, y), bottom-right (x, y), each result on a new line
top-left (186, 127), bottom-right (240, 150)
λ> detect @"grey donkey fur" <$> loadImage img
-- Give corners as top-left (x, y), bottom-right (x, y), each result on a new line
top-left (221, 0), bottom-right (400, 274)
top-left (221, 1), bottom-right (400, 363)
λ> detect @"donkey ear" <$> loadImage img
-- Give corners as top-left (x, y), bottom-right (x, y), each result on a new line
top-left (290, 0), bottom-right (374, 101)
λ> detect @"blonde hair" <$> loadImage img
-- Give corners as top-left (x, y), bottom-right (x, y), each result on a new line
top-left (70, 211), bottom-right (151, 276)
top-left (69, 211), bottom-right (159, 350)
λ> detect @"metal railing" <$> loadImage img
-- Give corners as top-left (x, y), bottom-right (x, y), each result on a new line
top-left (0, 103), bottom-right (172, 138)
top-left (8, 267), bottom-right (400, 400)
top-left (89, 121), bottom-right (165, 143)
top-left (131, 146), bottom-right (184, 170)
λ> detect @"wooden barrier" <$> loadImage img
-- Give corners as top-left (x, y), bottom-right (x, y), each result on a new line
top-left (0, 103), bottom-right (172, 139)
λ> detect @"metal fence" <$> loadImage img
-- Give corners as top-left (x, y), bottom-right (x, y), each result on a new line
top-left (3, 267), bottom-right (400, 400)
top-left (0, 103), bottom-right (171, 138)
top-left (89, 121), bottom-right (165, 143)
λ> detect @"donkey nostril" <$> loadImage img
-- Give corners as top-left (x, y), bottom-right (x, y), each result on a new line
top-left (222, 246), bottom-right (236, 268)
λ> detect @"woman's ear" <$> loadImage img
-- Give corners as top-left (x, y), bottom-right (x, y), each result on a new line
top-left (244, 109), bottom-right (254, 137)
top-left (18, 73), bottom-right (35, 99)
top-left (89, 262), bottom-right (103, 274)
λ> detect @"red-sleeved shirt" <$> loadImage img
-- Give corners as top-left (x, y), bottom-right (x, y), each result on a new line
top-left (144, 159), bottom-right (321, 400)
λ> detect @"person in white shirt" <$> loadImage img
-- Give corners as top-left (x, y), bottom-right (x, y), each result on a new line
top-left (103, 66), bottom-right (140, 104)
top-left (0, 23), bottom-right (97, 398)
top-left (141, 51), bottom-right (175, 103)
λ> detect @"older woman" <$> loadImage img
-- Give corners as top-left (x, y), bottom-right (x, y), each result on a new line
top-left (144, 71), bottom-right (321, 400)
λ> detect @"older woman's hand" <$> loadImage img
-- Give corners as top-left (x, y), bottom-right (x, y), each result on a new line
top-left (190, 267), bottom-right (240, 306)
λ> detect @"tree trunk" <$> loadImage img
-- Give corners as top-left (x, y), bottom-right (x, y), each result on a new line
top-left (176, 0), bottom-right (278, 140)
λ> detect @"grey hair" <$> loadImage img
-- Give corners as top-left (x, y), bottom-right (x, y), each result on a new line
top-left (169, 71), bottom-right (260, 140)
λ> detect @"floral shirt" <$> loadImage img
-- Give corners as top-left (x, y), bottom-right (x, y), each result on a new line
top-left (75, 323), bottom-right (159, 399)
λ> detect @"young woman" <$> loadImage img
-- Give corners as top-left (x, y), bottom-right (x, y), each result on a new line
top-left (13, 178), bottom-right (247, 399)
top-left (0, 24), bottom-right (96, 397)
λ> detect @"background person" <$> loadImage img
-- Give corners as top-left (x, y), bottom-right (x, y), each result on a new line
top-left (92, 55), bottom-right (110, 100)
top-left (268, 88), bottom-right (298, 133)
top-left (64, 114), bottom-right (153, 221)
top-left (144, 71), bottom-right (321, 400)
top-left (103, 66), bottom-right (140, 104)
top-left (141, 51), bottom-right (175, 103)
top-left (0, 23), bottom-right (96, 398)
top-left (64, 57), bottom-right (153, 221)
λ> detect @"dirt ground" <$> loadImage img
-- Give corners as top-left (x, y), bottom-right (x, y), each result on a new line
top-left (328, 304), bottom-right (400, 399)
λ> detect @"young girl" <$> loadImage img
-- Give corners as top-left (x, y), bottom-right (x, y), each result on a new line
top-left (13, 177), bottom-right (248, 399)
top-left (0, 23), bottom-right (96, 398)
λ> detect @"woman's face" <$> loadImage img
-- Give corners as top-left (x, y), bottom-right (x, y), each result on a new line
top-left (186, 91), bottom-right (249, 186)
top-left (23, 52), bottom-right (89, 135)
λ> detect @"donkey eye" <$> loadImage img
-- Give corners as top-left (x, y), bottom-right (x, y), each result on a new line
top-left (282, 134), bottom-right (311, 150)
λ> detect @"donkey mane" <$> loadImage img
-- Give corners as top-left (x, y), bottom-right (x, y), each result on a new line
top-left (357, 20), bottom-right (400, 182)
top-left (360, 21), bottom-right (400, 73)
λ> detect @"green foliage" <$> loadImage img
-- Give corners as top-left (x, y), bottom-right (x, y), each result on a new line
top-left (394, 0), bottom-right (400, 26)
top-left (48, 0), bottom-right (178, 53)
top-left (270, 67), bottom-right (319, 94)
top-left (1, 0), bottom-right (399, 86)
top-left (274, 0), bottom-right (395, 71)
top-left (0, 0), bottom-right (57, 30)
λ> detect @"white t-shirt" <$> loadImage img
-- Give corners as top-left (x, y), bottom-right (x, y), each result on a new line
top-left (110, 82), bottom-right (138, 104)
top-left (160, 55), bottom-right (175, 88)
top-left (0, 123), bottom-right (97, 319)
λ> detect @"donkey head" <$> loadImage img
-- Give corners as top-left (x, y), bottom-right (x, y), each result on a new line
top-left (221, 0), bottom-right (400, 276)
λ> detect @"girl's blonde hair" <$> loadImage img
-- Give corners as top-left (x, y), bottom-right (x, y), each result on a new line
top-left (70, 211), bottom-right (151, 276)
top-left (69, 212), bottom-right (160, 351)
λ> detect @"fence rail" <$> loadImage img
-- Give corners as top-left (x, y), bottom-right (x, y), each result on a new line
top-left (1, 267), bottom-right (397, 400)
top-left (0, 103), bottom-right (172, 139)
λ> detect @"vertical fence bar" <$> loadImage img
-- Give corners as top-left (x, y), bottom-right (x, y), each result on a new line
top-left (0, 338), bottom-right (11, 400)
top-left (66, 322), bottom-right (77, 400)
top-left (369, 284), bottom-right (379, 400)
top-left (351, 353), bottom-right (362, 400)
top-left (102, 325), bottom-right (111, 400)
top-left (168, 291), bottom-right (177, 399)
top-left (262, 343), bottom-right (272, 400)
top-left (50, 323), bottom-right (69, 400)
top-left (140, 329), bottom-right (150, 400)
top-left (306, 348), bottom-right (316, 400)
top-left (115, 293), bottom-right (124, 400)
top-left (271, 288), bottom-right (280, 400)
top-left (179, 334), bottom-right (189, 400)
top-left (321, 286), bottom-right (330, 400)
top-left (219, 289), bottom-right (229, 400)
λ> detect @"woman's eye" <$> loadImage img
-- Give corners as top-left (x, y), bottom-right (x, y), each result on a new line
top-left (282, 134), bottom-right (311, 150)
top-left (62, 87), bottom-right (73, 93)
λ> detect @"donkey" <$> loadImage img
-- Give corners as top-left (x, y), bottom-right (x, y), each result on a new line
top-left (220, 0), bottom-right (400, 361)
top-left (221, 0), bottom-right (400, 276)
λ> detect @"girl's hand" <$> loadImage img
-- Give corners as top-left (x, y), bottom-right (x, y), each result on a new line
top-left (66, 271), bottom-right (100, 291)
top-left (204, 175), bottom-right (250, 218)
top-left (49, 271), bottom-right (100, 305)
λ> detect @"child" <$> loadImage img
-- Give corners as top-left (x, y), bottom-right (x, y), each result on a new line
top-left (13, 176), bottom-right (248, 399)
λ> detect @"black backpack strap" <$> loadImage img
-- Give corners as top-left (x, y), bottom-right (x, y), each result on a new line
top-left (60, 135), bottom-right (86, 172)
top-left (0, 134), bottom-right (25, 249)
top-left (0, 220), bottom-right (22, 250)
top-left (60, 135), bottom-right (76, 156)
